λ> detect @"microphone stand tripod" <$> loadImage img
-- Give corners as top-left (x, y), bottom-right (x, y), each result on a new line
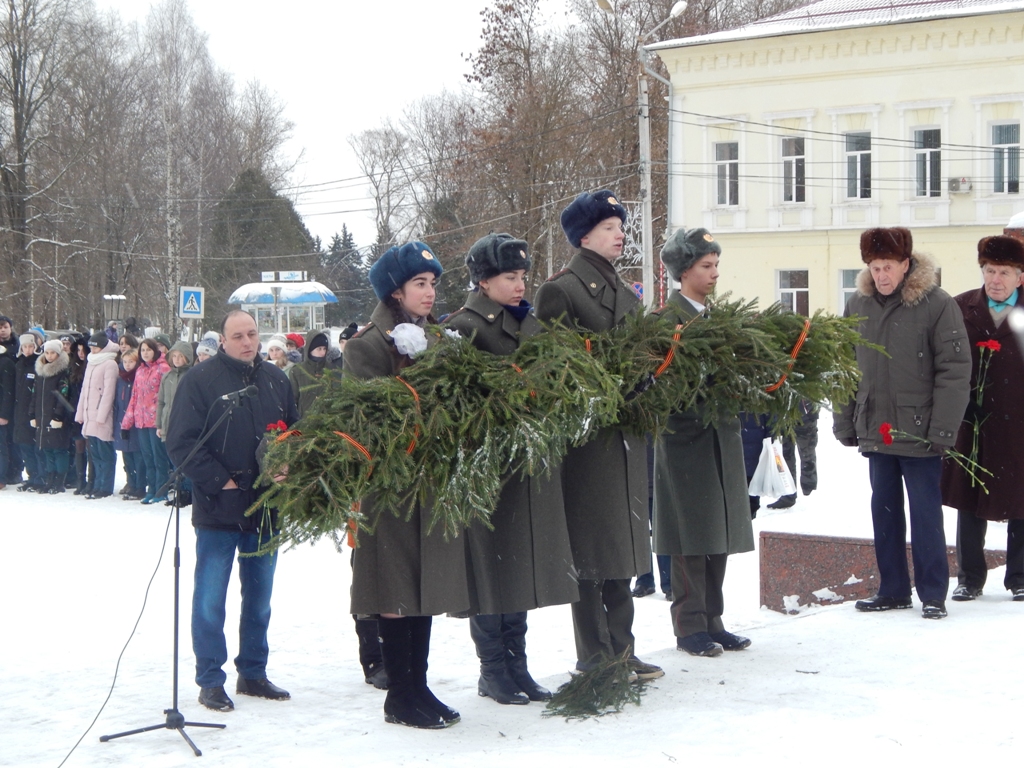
top-left (100, 397), bottom-right (242, 756)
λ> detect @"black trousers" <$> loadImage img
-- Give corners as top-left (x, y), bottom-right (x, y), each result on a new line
top-left (956, 512), bottom-right (1024, 591)
top-left (670, 553), bottom-right (727, 637)
top-left (571, 578), bottom-right (635, 668)
top-left (780, 417), bottom-right (819, 495)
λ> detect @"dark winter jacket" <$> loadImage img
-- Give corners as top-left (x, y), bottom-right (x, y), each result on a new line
top-left (113, 364), bottom-right (139, 453)
top-left (30, 351), bottom-right (73, 451)
top-left (940, 286), bottom-right (1024, 520)
top-left (287, 329), bottom-right (330, 418)
top-left (444, 291), bottom-right (578, 613)
top-left (534, 249), bottom-right (650, 580)
top-left (165, 348), bottom-right (298, 533)
top-left (652, 292), bottom-right (754, 558)
top-left (156, 341), bottom-right (194, 438)
top-left (834, 253), bottom-right (971, 457)
top-left (0, 344), bottom-right (15, 423)
top-left (345, 300), bottom-right (470, 616)
top-left (13, 353), bottom-right (39, 445)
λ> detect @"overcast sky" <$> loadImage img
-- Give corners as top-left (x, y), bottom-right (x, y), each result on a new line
top-left (96, 0), bottom-right (505, 248)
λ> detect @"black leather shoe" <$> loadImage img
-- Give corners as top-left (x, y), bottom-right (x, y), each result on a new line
top-left (631, 584), bottom-right (656, 598)
top-left (854, 594), bottom-right (913, 612)
top-left (951, 584), bottom-right (982, 601)
top-left (1012, 587), bottom-right (1024, 602)
top-left (767, 494), bottom-right (797, 509)
top-left (677, 632), bottom-right (724, 657)
top-left (478, 668), bottom-right (530, 705)
top-left (364, 663), bottom-right (389, 690)
top-left (198, 686), bottom-right (234, 711)
top-left (709, 630), bottom-right (751, 651)
top-left (922, 600), bottom-right (947, 619)
top-left (236, 676), bottom-right (291, 700)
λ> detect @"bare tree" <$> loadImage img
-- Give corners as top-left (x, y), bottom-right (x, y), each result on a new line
top-left (348, 121), bottom-right (413, 256)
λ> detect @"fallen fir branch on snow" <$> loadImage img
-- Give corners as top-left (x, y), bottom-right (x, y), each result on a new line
top-left (543, 651), bottom-right (647, 720)
top-left (251, 298), bottom-right (871, 551)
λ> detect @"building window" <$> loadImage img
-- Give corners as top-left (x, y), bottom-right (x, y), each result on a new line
top-left (993, 123), bottom-right (1020, 194)
top-left (782, 137), bottom-right (805, 203)
top-left (778, 270), bottom-right (809, 315)
top-left (840, 269), bottom-right (860, 309)
top-left (715, 142), bottom-right (738, 206)
top-left (914, 128), bottom-right (941, 197)
top-left (845, 132), bottom-right (871, 199)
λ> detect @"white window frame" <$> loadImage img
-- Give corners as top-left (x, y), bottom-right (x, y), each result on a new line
top-left (845, 132), bottom-right (871, 200)
top-left (781, 136), bottom-right (806, 204)
top-left (914, 127), bottom-right (942, 198)
top-left (777, 269), bottom-right (809, 316)
top-left (992, 121), bottom-right (1020, 195)
top-left (714, 141), bottom-right (739, 206)
top-left (839, 268), bottom-right (860, 311)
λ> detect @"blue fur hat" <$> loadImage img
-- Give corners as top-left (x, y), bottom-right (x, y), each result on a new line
top-left (368, 241), bottom-right (443, 300)
top-left (560, 190), bottom-right (627, 248)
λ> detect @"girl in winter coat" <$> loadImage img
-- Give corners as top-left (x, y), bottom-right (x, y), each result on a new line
top-left (29, 340), bottom-right (72, 493)
top-left (156, 341), bottom-right (194, 506)
top-left (114, 349), bottom-right (143, 499)
top-left (67, 338), bottom-right (90, 494)
top-left (266, 336), bottom-right (294, 373)
top-left (345, 241), bottom-right (467, 731)
top-left (75, 334), bottom-right (120, 498)
top-left (13, 335), bottom-right (46, 491)
top-left (443, 234), bottom-right (577, 706)
top-left (121, 338), bottom-right (171, 504)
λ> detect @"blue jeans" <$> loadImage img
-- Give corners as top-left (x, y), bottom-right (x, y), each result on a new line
top-left (121, 450), bottom-right (140, 491)
top-left (868, 453), bottom-right (949, 603)
top-left (192, 528), bottom-right (278, 688)
top-left (136, 427), bottom-right (169, 496)
top-left (88, 437), bottom-right (116, 495)
top-left (15, 442), bottom-right (44, 485)
top-left (42, 448), bottom-right (70, 475)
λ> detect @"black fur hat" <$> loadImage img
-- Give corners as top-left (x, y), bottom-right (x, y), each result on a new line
top-left (465, 233), bottom-right (531, 285)
top-left (978, 235), bottom-right (1024, 269)
top-left (660, 227), bottom-right (722, 280)
top-left (860, 227), bottom-right (913, 263)
top-left (560, 190), bottom-right (627, 248)
top-left (368, 241), bottom-right (443, 300)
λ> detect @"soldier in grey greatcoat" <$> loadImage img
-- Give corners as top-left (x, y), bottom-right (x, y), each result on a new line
top-left (654, 228), bottom-right (755, 657)
top-left (344, 241), bottom-right (466, 730)
top-left (445, 233), bottom-right (579, 706)
top-left (534, 190), bottom-right (663, 681)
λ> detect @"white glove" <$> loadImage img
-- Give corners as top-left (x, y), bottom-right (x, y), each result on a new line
top-left (50, 419), bottom-right (63, 429)
top-left (392, 323), bottom-right (428, 358)
top-left (30, 419), bottom-right (36, 428)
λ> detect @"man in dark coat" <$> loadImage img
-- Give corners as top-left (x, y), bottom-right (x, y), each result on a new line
top-left (654, 228), bottom-right (755, 657)
top-left (534, 190), bottom-right (662, 680)
top-left (166, 310), bottom-right (299, 712)
top-left (0, 314), bottom-right (19, 485)
top-left (834, 227), bottom-right (971, 619)
top-left (940, 235), bottom-right (1024, 601)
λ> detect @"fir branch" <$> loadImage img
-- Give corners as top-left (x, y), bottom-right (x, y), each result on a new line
top-left (543, 652), bottom-right (647, 720)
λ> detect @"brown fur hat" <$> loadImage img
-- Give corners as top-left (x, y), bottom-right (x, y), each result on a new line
top-left (860, 227), bottom-right (913, 263)
top-left (977, 235), bottom-right (1024, 269)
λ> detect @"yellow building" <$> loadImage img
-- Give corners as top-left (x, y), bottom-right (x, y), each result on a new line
top-left (651, 0), bottom-right (1024, 312)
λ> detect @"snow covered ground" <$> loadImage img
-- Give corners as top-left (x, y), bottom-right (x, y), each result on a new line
top-left (3, 411), bottom-right (1020, 767)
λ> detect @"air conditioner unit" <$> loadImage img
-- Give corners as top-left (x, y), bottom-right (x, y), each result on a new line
top-left (948, 177), bottom-right (972, 193)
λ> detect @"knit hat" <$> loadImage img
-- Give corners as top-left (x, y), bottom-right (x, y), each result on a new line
top-left (465, 233), bottom-right (531, 284)
top-left (977, 235), bottom-right (1024, 269)
top-left (560, 190), bottom-right (627, 248)
top-left (369, 241), bottom-right (443, 300)
top-left (285, 332), bottom-right (305, 348)
top-left (88, 331), bottom-right (109, 348)
top-left (153, 332), bottom-right (172, 350)
top-left (660, 227), bottom-right (722, 280)
top-left (43, 339), bottom-right (63, 354)
top-left (19, 333), bottom-right (36, 348)
top-left (196, 337), bottom-right (218, 357)
top-left (28, 329), bottom-right (46, 347)
top-left (860, 227), bottom-right (913, 263)
top-left (266, 336), bottom-right (288, 353)
top-left (307, 333), bottom-right (329, 357)
top-left (0, 315), bottom-right (11, 327)
top-left (339, 323), bottom-right (359, 341)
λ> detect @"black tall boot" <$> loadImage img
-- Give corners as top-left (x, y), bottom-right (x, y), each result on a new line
top-left (470, 614), bottom-right (529, 705)
top-left (502, 611), bottom-right (552, 701)
top-left (378, 617), bottom-right (444, 729)
top-left (354, 616), bottom-right (387, 689)
top-left (73, 446), bottom-right (88, 495)
top-left (48, 472), bottom-right (66, 495)
top-left (409, 616), bottom-right (460, 724)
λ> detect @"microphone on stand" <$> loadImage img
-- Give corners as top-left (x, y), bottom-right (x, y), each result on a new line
top-left (219, 385), bottom-right (259, 403)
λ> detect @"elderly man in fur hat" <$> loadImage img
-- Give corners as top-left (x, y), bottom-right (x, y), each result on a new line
top-left (535, 190), bottom-right (663, 681)
top-left (654, 228), bottom-right (754, 657)
top-left (834, 227), bottom-right (970, 619)
top-left (940, 235), bottom-right (1024, 603)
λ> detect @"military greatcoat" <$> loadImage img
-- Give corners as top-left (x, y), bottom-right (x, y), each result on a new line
top-left (345, 301), bottom-right (470, 616)
top-left (534, 249), bottom-right (650, 580)
top-left (444, 291), bottom-right (579, 614)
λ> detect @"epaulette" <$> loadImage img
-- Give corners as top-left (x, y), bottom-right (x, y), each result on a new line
top-left (444, 307), bottom-right (468, 320)
top-left (546, 268), bottom-right (570, 281)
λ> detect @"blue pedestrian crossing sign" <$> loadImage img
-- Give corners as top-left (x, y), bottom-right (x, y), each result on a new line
top-left (179, 286), bottom-right (205, 319)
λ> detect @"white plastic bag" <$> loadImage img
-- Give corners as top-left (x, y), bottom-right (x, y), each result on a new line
top-left (748, 437), bottom-right (795, 498)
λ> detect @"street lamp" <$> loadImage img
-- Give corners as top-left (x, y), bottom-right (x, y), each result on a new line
top-left (599, 0), bottom-right (687, 309)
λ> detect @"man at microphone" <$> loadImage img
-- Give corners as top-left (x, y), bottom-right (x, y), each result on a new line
top-left (166, 310), bottom-right (299, 712)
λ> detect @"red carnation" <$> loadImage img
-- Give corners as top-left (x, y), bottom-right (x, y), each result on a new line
top-left (879, 422), bottom-right (893, 445)
top-left (976, 339), bottom-right (1002, 352)
top-left (266, 420), bottom-right (289, 433)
